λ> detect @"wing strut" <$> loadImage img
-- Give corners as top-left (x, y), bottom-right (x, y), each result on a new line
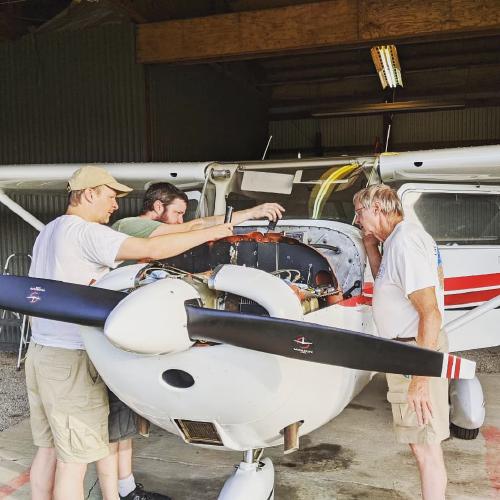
top-left (0, 189), bottom-right (45, 231)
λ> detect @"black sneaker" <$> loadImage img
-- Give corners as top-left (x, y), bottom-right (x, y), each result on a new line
top-left (120, 483), bottom-right (172, 500)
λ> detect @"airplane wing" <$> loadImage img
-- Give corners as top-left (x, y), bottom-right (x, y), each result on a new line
top-left (0, 162), bottom-right (215, 231)
top-left (0, 163), bottom-right (212, 191)
top-left (0, 274), bottom-right (475, 380)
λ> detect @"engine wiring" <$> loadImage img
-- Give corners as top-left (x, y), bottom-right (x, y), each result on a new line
top-left (271, 268), bottom-right (302, 283)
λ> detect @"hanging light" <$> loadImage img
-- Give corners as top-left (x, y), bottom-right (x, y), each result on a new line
top-left (371, 45), bottom-right (403, 89)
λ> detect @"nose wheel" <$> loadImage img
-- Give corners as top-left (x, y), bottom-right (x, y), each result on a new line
top-left (218, 449), bottom-right (274, 500)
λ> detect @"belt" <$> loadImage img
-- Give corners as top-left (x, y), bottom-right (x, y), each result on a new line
top-left (394, 337), bottom-right (416, 342)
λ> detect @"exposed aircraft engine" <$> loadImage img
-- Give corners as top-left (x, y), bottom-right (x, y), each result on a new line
top-left (98, 233), bottom-right (345, 354)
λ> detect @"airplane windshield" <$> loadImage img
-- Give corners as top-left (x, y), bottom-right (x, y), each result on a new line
top-left (227, 164), bottom-right (368, 223)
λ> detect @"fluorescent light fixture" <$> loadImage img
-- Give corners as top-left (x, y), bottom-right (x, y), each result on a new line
top-left (371, 45), bottom-right (403, 89)
top-left (311, 100), bottom-right (465, 117)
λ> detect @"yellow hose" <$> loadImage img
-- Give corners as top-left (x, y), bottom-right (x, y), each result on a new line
top-left (311, 163), bottom-right (359, 219)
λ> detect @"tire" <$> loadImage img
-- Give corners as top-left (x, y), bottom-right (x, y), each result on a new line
top-left (450, 422), bottom-right (480, 440)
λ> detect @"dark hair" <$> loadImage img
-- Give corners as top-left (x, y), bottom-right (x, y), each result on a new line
top-left (141, 182), bottom-right (188, 214)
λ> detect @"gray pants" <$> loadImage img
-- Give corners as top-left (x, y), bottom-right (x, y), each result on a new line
top-left (108, 389), bottom-right (138, 443)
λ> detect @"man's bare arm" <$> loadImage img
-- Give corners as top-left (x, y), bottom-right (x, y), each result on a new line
top-left (148, 220), bottom-right (204, 237)
top-left (410, 286), bottom-right (442, 350)
top-left (186, 203), bottom-right (285, 229)
top-left (407, 286), bottom-right (443, 425)
top-left (116, 224), bottom-right (233, 261)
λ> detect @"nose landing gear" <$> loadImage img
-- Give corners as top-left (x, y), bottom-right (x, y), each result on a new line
top-left (218, 449), bottom-right (275, 500)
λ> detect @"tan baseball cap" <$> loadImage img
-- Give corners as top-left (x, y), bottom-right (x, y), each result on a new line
top-left (67, 166), bottom-right (133, 197)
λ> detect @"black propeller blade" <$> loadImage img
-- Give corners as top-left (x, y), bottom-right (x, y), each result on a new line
top-left (186, 305), bottom-right (473, 379)
top-left (0, 275), bottom-right (126, 327)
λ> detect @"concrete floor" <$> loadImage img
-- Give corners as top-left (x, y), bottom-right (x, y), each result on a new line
top-left (0, 373), bottom-right (498, 500)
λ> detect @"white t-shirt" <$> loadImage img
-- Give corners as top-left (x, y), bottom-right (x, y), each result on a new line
top-left (29, 214), bottom-right (129, 349)
top-left (372, 220), bottom-right (444, 340)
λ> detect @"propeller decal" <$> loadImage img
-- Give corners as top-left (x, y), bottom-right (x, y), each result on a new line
top-left (0, 275), bottom-right (126, 327)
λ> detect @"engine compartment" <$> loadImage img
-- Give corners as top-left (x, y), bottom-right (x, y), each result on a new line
top-left (132, 222), bottom-right (365, 317)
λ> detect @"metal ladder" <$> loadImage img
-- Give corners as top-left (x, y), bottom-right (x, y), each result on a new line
top-left (0, 253), bottom-right (32, 370)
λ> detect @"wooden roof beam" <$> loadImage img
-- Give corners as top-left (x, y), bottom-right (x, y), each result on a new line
top-left (137, 0), bottom-right (500, 64)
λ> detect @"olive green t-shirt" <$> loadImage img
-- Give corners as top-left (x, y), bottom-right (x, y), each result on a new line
top-left (112, 217), bottom-right (162, 238)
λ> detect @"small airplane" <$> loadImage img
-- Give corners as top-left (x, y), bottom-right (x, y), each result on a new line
top-left (0, 144), bottom-right (498, 499)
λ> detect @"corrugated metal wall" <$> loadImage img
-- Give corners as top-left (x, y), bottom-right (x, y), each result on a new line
top-left (0, 23), bottom-right (268, 164)
top-left (148, 64), bottom-right (268, 161)
top-left (269, 106), bottom-right (500, 157)
top-left (269, 115), bottom-right (383, 156)
top-left (0, 23), bottom-right (147, 164)
top-left (391, 106), bottom-right (500, 147)
top-left (0, 22), bottom-right (269, 349)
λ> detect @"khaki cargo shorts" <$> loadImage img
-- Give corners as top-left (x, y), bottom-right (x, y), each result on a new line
top-left (25, 342), bottom-right (110, 463)
top-left (386, 331), bottom-right (450, 445)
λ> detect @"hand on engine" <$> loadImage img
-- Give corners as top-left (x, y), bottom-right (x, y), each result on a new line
top-left (251, 203), bottom-right (285, 222)
top-left (212, 223), bottom-right (234, 240)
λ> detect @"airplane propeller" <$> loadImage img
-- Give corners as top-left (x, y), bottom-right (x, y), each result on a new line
top-left (185, 305), bottom-right (475, 379)
top-left (0, 275), bottom-right (125, 326)
top-left (0, 275), bottom-right (474, 379)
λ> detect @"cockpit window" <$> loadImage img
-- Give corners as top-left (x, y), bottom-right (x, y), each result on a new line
top-left (227, 165), bottom-right (367, 223)
top-left (403, 191), bottom-right (500, 245)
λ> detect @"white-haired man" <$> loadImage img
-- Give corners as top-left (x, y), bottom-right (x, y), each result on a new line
top-left (26, 166), bottom-right (232, 500)
top-left (354, 184), bottom-right (448, 500)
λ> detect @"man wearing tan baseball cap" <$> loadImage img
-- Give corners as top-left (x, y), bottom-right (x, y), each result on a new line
top-left (67, 166), bottom-right (133, 197)
top-left (26, 165), bottom-right (233, 500)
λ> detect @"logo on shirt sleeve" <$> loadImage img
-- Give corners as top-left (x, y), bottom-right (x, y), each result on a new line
top-left (434, 246), bottom-right (445, 290)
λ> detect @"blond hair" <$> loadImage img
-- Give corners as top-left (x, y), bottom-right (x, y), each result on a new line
top-left (353, 184), bottom-right (403, 217)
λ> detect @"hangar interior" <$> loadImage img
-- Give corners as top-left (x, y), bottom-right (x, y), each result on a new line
top-left (0, 0), bottom-right (500, 348)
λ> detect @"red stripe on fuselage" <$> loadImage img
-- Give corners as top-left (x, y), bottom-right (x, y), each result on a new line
top-left (345, 274), bottom-right (500, 309)
top-left (453, 357), bottom-right (461, 379)
top-left (445, 273), bottom-right (500, 291)
top-left (444, 288), bottom-right (500, 306)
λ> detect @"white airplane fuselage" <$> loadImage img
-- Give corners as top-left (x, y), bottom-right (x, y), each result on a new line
top-left (82, 324), bottom-right (373, 451)
top-left (81, 209), bottom-right (498, 452)
top-left (81, 218), bottom-right (375, 451)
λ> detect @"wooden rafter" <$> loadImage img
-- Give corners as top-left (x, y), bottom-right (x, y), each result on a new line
top-left (137, 0), bottom-right (500, 64)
